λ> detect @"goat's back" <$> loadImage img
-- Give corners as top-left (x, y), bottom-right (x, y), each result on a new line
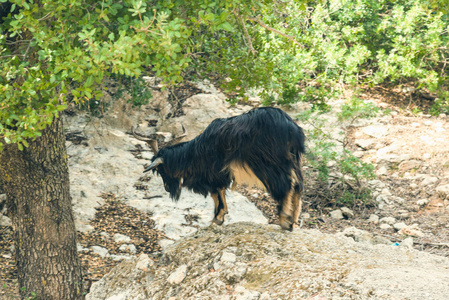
top-left (212, 107), bottom-right (305, 161)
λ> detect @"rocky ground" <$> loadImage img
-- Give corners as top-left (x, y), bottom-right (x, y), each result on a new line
top-left (1, 82), bottom-right (449, 299)
top-left (86, 223), bottom-right (449, 300)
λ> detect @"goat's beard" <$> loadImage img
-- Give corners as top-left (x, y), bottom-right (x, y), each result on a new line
top-left (159, 172), bottom-right (182, 201)
top-left (168, 185), bottom-right (181, 201)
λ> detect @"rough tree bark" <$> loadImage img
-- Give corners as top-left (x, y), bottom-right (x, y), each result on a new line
top-left (0, 116), bottom-right (84, 299)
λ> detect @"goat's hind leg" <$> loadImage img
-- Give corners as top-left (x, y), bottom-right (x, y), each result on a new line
top-left (279, 170), bottom-right (303, 231)
top-left (291, 183), bottom-right (304, 229)
top-left (279, 188), bottom-right (295, 231)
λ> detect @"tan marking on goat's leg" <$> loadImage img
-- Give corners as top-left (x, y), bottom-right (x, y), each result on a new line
top-left (211, 193), bottom-right (219, 216)
top-left (219, 188), bottom-right (228, 214)
top-left (279, 170), bottom-right (301, 231)
top-left (291, 166), bottom-right (304, 229)
top-left (279, 188), bottom-right (295, 230)
top-left (213, 189), bottom-right (228, 225)
top-left (211, 193), bottom-right (223, 226)
top-left (291, 189), bottom-right (303, 230)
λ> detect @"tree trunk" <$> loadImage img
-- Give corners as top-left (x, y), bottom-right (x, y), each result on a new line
top-left (0, 116), bottom-right (84, 299)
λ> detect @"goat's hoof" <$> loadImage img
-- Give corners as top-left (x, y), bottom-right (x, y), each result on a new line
top-left (279, 220), bottom-right (293, 231)
top-left (291, 222), bottom-right (300, 230)
top-left (279, 214), bottom-right (293, 231)
top-left (211, 218), bottom-right (224, 226)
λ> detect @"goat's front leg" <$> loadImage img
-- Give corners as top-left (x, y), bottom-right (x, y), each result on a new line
top-left (211, 192), bottom-right (221, 225)
top-left (211, 189), bottom-right (228, 225)
top-left (218, 188), bottom-right (228, 216)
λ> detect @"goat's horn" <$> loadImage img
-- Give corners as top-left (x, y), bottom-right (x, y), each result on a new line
top-left (132, 126), bottom-right (158, 154)
top-left (143, 157), bottom-right (163, 173)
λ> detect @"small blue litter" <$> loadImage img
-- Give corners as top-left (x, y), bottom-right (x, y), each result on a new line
top-left (392, 242), bottom-right (400, 246)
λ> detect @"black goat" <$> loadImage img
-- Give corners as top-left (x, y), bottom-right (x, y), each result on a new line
top-left (133, 107), bottom-right (306, 230)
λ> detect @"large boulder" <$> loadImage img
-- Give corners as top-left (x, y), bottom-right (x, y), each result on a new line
top-left (158, 92), bottom-right (250, 141)
top-left (67, 90), bottom-right (261, 235)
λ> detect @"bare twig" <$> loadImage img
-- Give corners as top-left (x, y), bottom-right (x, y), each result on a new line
top-left (303, 118), bottom-right (345, 144)
top-left (248, 17), bottom-right (303, 48)
top-left (421, 242), bottom-right (449, 248)
top-left (133, 9), bottom-right (161, 36)
top-left (377, 233), bottom-right (449, 248)
top-left (143, 195), bottom-right (163, 200)
top-left (233, 11), bottom-right (257, 55)
top-left (37, 12), bottom-right (52, 21)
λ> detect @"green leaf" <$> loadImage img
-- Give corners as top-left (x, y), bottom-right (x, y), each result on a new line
top-left (205, 13), bottom-right (215, 21)
top-left (56, 104), bottom-right (67, 111)
top-left (71, 89), bottom-right (80, 98)
top-left (85, 76), bottom-right (93, 87)
top-left (219, 22), bottom-right (233, 32)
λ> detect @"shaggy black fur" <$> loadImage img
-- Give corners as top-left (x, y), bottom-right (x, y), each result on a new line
top-left (147, 107), bottom-right (305, 208)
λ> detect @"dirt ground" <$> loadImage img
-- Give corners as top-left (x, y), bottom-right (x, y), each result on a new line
top-left (1, 87), bottom-right (449, 298)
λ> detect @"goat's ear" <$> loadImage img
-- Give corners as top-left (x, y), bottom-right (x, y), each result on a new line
top-left (147, 139), bottom-right (159, 154)
top-left (144, 157), bottom-right (163, 173)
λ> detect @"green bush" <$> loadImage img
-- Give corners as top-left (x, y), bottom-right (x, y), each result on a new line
top-left (338, 96), bottom-right (380, 123)
top-left (243, 0), bottom-right (449, 105)
top-left (430, 90), bottom-right (449, 116)
top-left (297, 97), bottom-right (379, 206)
top-left (115, 77), bottom-right (153, 108)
